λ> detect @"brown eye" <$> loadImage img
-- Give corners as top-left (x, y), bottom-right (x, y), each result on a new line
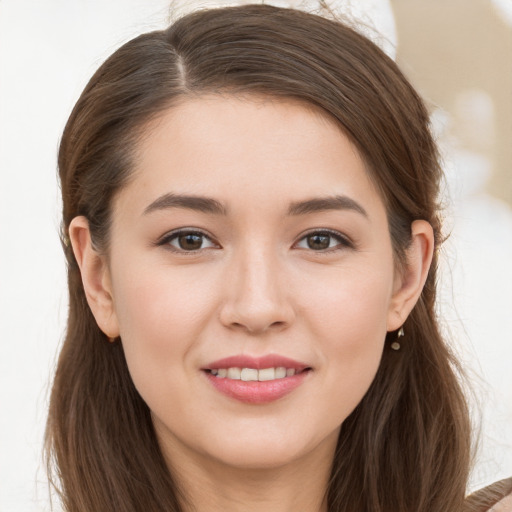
top-left (306, 233), bottom-right (331, 250)
top-left (159, 230), bottom-right (217, 252)
top-left (178, 233), bottom-right (204, 251)
top-left (296, 230), bottom-right (353, 252)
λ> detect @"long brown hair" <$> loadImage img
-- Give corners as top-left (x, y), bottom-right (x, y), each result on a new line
top-left (46, 5), bottom-right (472, 511)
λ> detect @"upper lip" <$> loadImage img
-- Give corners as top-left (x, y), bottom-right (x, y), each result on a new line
top-left (203, 354), bottom-right (311, 371)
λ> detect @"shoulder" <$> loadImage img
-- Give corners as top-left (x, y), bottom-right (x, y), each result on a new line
top-left (490, 494), bottom-right (512, 512)
top-left (464, 477), bottom-right (512, 512)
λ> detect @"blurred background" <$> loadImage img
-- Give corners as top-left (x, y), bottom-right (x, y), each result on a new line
top-left (1, 1), bottom-right (511, 510)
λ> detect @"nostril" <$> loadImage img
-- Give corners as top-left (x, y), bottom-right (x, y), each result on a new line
top-left (219, 296), bottom-right (295, 334)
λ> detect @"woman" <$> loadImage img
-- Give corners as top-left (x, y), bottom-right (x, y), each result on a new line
top-left (45, 4), bottom-right (509, 511)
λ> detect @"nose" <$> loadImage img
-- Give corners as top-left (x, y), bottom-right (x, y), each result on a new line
top-left (219, 247), bottom-right (295, 335)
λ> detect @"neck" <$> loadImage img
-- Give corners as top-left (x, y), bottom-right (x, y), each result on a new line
top-left (183, 465), bottom-right (330, 512)
top-left (158, 430), bottom-right (337, 512)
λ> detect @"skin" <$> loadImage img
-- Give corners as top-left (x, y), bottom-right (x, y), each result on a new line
top-left (70, 96), bottom-right (434, 512)
top-left (493, 495), bottom-right (512, 512)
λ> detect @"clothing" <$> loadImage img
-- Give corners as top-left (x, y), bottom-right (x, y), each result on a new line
top-left (464, 477), bottom-right (512, 511)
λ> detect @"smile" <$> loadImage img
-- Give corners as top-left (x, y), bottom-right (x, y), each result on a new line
top-left (209, 367), bottom-right (299, 381)
top-left (203, 355), bottom-right (312, 404)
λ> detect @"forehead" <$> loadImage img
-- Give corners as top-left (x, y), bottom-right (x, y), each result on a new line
top-left (139, 93), bottom-right (346, 156)
top-left (120, 94), bottom-right (385, 218)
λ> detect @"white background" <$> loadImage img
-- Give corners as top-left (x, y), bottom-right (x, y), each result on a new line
top-left (1, 1), bottom-right (511, 511)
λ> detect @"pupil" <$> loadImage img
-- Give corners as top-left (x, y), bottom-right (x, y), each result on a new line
top-left (179, 233), bottom-right (202, 250)
top-left (308, 234), bottom-right (330, 250)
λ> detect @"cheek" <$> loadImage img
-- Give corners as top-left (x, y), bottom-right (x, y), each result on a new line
top-left (109, 261), bottom-right (218, 392)
top-left (299, 262), bottom-right (393, 342)
top-left (297, 265), bottom-right (392, 414)
top-left (112, 257), bottom-right (217, 338)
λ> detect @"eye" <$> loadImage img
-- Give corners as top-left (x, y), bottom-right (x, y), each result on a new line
top-left (158, 230), bottom-right (218, 252)
top-left (295, 230), bottom-right (353, 251)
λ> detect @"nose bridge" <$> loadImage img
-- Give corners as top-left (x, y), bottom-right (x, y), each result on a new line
top-left (239, 244), bottom-right (279, 302)
top-left (220, 239), bottom-right (293, 333)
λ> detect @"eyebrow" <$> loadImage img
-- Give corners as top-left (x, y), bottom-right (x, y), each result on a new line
top-left (143, 193), bottom-right (227, 216)
top-left (142, 193), bottom-right (368, 219)
top-left (287, 195), bottom-right (368, 218)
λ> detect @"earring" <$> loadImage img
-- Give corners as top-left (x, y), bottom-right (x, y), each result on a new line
top-left (390, 326), bottom-right (404, 351)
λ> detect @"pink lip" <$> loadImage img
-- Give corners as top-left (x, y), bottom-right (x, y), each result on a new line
top-left (202, 354), bottom-right (312, 405)
top-left (203, 354), bottom-right (310, 371)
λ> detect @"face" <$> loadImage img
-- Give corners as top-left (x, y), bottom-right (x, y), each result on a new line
top-left (102, 96), bottom-right (403, 471)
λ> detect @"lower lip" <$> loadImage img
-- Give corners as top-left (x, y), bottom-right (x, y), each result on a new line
top-left (204, 371), bottom-right (310, 404)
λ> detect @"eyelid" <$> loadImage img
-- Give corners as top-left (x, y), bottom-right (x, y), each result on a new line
top-left (294, 228), bottom-right (354, 251)
top-left (155, 227), bottom-right (220, 252)
top-left (154, 227), bottom-right (354, 253)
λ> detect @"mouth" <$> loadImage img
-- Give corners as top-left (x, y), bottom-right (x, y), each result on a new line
top-left (202, 355), bottom-right (312, 404)
top-left (205, 366), bottom-right (310, 381)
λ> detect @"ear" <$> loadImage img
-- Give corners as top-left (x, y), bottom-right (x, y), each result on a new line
top-left (387, 220), bottom-right (434, 332)
top-left (69, 216), bottom-right (120, 339)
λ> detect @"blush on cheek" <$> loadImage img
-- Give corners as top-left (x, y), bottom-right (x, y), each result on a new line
top-left (307, 283), bottom-right (388, 410)
top-left (116, 275), bottom-right (201, 339)
top-left (113, 275), bottom-right (214, 394)
top-left (308, 284), bottom-right (389, 346)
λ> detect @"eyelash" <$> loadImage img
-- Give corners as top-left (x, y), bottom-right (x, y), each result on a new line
top-left (294, 229), bottom-right (354, 252)
top-left (155, 229), bottom-right (219, 253)
top-left (155, 228), bottom-right (354, 254)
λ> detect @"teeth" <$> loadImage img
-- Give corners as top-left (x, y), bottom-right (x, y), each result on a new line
top-left (275, 367), bottom-right (286, 379)
top-left (211, 367), bottom-right (299, 381)
top-left (258, 367), bottom-right (275, 381)
top-left (241, 368), bottom-right (259, 381)
top-left (227, 367), bottom-right (241, 379)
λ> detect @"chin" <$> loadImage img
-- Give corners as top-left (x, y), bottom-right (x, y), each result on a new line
top-left (207, 445), bottom-right (308, 471)
top-left (197, 422), bottom-right (341, 472)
